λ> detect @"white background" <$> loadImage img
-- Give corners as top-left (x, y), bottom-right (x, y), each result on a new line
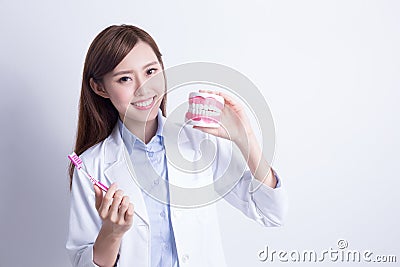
top-left (0, 0), bottom-right (399, 266)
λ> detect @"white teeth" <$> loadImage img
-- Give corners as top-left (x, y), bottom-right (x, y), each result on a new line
top-left (134, 98), bottom-right (153, 107)
top-left (189, 103), bottom-right (220, 116)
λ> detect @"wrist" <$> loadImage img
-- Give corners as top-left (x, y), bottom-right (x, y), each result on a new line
top-left (93, 226), bottom-right (123, 267)
top-left (234, 129), bottom-right (256, 153)
top-left (98, 225), bottom-right (125, 242)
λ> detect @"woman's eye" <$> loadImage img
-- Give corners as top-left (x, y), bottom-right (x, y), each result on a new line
top-left (146, 68), bottom-right (158, 75)
top-left (119, 76), bottom-right (132, 82)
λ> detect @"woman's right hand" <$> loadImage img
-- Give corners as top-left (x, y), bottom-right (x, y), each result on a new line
top-left (94, 183), bottom-right (135, 238)
top-left (93, 183), bottom-right (134, 266)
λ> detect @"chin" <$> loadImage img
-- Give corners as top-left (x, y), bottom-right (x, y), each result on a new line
top-left (123, 105), bottom-right (160, 123)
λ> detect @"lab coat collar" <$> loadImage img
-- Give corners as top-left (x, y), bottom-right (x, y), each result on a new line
top-left (103, 123), bottom-right (150, 226)
top-left (117, 109), bottom-right (165, 155)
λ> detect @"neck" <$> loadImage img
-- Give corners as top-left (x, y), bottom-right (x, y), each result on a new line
top-left (122, 116), bottom-right (158, 144)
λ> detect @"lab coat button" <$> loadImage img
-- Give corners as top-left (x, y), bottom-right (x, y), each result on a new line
top-left (153, 179), bottom-right (160, 185)
top-left (181, 254), bottom-right (189, 263)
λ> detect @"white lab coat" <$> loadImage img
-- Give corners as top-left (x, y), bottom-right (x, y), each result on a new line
top-left (66, 120), bottom-right (287, 267)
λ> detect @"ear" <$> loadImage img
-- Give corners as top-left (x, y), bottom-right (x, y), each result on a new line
top-left (90, 78), bottom-right (109, 98)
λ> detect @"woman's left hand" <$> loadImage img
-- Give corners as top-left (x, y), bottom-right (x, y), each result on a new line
top-left (193, 90), bottom-right (254, 147)
top-left (194, 90), bottom-right (277, 188)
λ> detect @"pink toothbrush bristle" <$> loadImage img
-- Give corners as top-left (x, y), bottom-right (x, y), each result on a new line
top-left (67, 151), bottom-right (109, 192)
top-left (68, 152), bottom-right (83, 169)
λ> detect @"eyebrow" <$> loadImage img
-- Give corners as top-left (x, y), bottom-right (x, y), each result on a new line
top-left (112, 61), bottom-right (159, 77)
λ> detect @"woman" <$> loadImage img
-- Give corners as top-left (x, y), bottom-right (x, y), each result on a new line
top-left (66, 24), bottom-right (287, 267)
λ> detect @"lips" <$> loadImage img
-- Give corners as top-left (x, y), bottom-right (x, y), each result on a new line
top-left (131, 96), bottom-right (156, 110)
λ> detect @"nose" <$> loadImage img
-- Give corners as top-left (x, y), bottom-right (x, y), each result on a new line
top-left (134, 74), bottom-right (148, 96)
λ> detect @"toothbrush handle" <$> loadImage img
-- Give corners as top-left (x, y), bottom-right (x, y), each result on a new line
top-left (95, 181), bottom-right (109, 192)
top-left (80, 169), bottom-right (109, 192)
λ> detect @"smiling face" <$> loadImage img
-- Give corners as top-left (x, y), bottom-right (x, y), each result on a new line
top-left (91, 41), bottom-right (165, 128)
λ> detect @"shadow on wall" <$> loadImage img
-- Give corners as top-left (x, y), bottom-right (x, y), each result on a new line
top-left (0, 66), bottom-right (72, 266)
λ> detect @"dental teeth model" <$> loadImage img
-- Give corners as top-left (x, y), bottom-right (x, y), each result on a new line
top-left (185, 92), bottom-right (225, 128)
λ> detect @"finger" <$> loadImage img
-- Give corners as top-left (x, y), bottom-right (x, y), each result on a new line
top-left (198, 90), bottom-right (240, 109)
top-left (198, 89), bottom-right (223, 100)
top-left (118, 196), bottom-right (130, 215)
top-left (216, 92), bottom-right (240, 107)
top-left (199, 89), bottom-right (215, 94)
top-left (125, 203), bottom-right (134, 224)
top-left (99, 183), bottom-right (118, 219)
top-left (117, 196), bottom-right (130, 224)
top-left (94, 184), bottom-right (103, 211)
top-left (109, 190), bottom-right (124, 222)
top-left (192, 126), bottom-right (219, 136)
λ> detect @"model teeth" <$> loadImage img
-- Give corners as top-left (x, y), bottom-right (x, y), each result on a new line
top-left (189, 103), bottom-right (221, 116)
top-left (134, 98), bottom-right (153, 107)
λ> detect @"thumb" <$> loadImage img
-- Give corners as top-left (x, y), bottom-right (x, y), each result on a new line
top-left (94, 184), bottom-right (103, 211)
top-left (193, 126), bottom-right (219, 135)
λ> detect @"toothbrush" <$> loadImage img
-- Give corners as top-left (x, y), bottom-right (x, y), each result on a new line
top-left (68, 152), bottom-right (109, 192)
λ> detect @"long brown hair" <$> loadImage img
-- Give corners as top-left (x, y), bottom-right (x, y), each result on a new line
top-left (69, 25), bottom-right (167, 188)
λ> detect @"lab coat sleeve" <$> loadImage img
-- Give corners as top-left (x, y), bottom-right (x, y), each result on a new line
top-left (213, 136), bottom-right (288, 227)
top-left (66, 163), bottom-right (103, 267)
